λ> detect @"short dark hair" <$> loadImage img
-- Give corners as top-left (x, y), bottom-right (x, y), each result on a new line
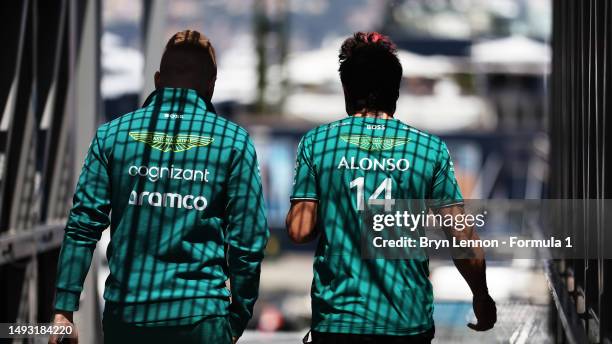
top-left (159, 30), bottom-right (217, 90)
top-left (339, 32), bottom-right (402, 115)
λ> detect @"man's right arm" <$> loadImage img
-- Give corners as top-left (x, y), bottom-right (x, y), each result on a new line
top-left (225, 135), bottom-right (270, 339)
top-left (429, 141), bottom-right (495, 331)
top-left (437, 204), bottom-right (496, 331)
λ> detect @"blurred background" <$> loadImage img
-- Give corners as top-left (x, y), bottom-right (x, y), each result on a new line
top-left (0, 0), bottom-right (610, 343)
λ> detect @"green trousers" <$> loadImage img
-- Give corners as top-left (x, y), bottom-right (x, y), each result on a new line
top-left (102, 314), bottom-right (232, 344)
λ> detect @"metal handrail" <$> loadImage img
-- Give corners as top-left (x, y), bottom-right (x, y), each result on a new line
top-left (0, 224), bottom-right (65, 265)
top-left (544, 260), bottom-right (590, 344)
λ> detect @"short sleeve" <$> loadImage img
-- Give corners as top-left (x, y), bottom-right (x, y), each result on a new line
top-left (428, 142), bottom-right (463, 208)
top-left (290, 135), bottom-right (319, 201)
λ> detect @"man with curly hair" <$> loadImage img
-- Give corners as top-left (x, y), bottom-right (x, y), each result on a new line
top-left (286, 32), bottom-right (496, 344)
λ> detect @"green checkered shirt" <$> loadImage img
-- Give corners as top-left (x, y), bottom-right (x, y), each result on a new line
top-left (54, 88), bottom-right (269, 337)
top-left (291, 116), bottom-right (462, 335)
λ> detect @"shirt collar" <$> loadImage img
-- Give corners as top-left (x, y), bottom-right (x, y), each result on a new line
top-left (141, 87), bottom-right (216, 114)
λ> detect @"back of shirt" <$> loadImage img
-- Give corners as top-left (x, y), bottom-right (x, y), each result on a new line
top-left (55, 88), bottom-right (268, 336)
top-left (291, 116), bottom-right (462, 335)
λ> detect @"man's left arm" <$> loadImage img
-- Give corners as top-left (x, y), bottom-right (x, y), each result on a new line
top-left (286, 135), bottom-right (319, 244)
top-left (50, 129), bottom-right (111, 343)
top-left (286, 200), bottom-right (318, 244)
top-left (54, 129), bottom-right (111, 312)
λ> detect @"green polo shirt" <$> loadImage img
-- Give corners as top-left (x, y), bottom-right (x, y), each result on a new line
top-left (291, 116), bottom-right (462, 335)
top-left (54, 88), bottom-right (269, 337)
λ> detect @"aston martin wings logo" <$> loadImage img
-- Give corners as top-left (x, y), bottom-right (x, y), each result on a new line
top-left (340, 135), bottom-right (410, 151)
top-left (129, 132), bottom-right (214, 152)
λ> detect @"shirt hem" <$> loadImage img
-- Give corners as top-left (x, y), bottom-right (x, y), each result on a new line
top-left (312, 322), bottom-right (434, 336)
top-left (103, 297), bottom-right (229, 326)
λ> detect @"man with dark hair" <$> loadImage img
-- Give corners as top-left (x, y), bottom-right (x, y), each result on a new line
top-left (286, 32), bottom-right (496, 343)
top-left (338, 32), bottom-right (402, 116)
top-left (50, 30), bottom-right (269, 344)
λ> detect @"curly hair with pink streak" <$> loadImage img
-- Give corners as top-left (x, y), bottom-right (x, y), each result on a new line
top-left (338, 32), bottom-right (403, 116)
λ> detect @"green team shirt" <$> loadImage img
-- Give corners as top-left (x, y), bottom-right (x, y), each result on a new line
top-left (291, 116), bottom-right (462, 335)
top-left (54, 88), bottom-right (269, 337)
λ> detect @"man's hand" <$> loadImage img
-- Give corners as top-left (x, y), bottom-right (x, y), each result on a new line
top-left (467, 294), bottom-right (497, 331)
top-left (49, 311), bottom-right (77, 344)
top-left (232, 336), bottom-right (238, 343)
top-left (436, 205), bottom-right (496, 331)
